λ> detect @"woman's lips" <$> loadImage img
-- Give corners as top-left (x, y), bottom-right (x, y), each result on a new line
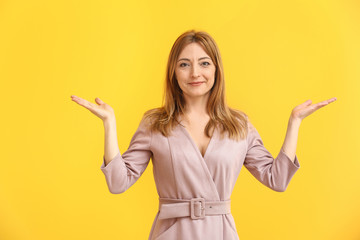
top-left (189, 82), bottom-right (204, 86)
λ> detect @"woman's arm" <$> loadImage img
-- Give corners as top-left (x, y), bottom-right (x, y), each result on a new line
top-left (280, 98), bottom-right (337, 162)
top-left (243, 97), bottom-right (336, 192)
top-left (70, 95), bottom-right (120, 166)
top-left (281, 117), bottom-right (301, 163)
top-left (103, 116), bottom-right (120, 166)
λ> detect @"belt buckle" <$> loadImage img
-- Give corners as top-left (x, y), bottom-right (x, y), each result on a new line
top-left (190, 198), bottom-right (205, 220)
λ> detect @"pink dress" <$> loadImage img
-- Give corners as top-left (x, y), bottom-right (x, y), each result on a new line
top-left (100, 115), bottom-right (300, 240)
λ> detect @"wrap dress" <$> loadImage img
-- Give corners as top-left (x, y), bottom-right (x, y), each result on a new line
top-left (100, 114), bottom-right (300, 240)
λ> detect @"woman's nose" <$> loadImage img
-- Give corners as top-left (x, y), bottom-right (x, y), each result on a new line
top-left (191, 65), bottom-right (200, 77)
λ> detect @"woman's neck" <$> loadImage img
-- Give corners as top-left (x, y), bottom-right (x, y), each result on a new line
top-left (182, 93), bottom-right (210, 120)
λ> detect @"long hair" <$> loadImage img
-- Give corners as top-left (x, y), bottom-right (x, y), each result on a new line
top-left (142, 29), bottom-right (248, 141)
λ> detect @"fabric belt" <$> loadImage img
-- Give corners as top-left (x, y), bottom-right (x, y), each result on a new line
top-left (158, 197), bottom-right (231, 220)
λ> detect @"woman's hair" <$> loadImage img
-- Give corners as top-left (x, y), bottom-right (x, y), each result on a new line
top-left (142, 29), bottom-right (249, 141)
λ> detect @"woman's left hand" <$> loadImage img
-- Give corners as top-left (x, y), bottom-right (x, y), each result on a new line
top-left (281, 97), bottom-right (337, 162)
top-left (290, 97), bottom-right (337, 122)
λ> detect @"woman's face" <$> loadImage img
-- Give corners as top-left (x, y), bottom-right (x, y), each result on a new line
top-left (175, 42), bottom-right (216, 102)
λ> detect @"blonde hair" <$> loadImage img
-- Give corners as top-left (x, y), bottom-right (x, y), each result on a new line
top-left (143, 29), bottom-right (248, 141)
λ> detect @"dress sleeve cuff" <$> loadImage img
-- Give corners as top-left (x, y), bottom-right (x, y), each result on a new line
top-left (279, 149), bottom-right (300, 169)
top-left (100, 152), bottom-right (122, 170)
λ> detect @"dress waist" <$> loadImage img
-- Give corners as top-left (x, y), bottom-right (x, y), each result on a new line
top-left (158, 197), bottom-right (231, 220)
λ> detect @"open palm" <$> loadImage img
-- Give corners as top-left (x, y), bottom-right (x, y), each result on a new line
top-left (291, 97), bottom-right (337, 121)
top-left (71, 95), bottom-right (115, 121)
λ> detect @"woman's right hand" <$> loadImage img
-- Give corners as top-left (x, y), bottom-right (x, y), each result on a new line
top-left (71, 95), bottom-right (115, 121)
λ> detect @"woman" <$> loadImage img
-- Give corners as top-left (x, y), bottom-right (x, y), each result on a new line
top-left (71, 29), bottom-right (336, 240)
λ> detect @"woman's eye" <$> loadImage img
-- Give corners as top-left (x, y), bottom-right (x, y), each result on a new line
top-left (179, 63), bottom-right (188, 67)
top-left (202, 62), bottom-right (210, 66)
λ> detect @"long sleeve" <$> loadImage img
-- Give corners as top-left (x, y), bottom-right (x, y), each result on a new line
top-left (100, 118), bottom-right (153, 194)
top-left (244, 122), bottom-right (300, 192)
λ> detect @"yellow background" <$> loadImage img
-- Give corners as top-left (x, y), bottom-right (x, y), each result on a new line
top-left (1, 0), bottom-right (359, 239)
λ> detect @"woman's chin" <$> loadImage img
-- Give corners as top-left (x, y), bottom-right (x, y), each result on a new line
top-left (183, 91), bottom-right (211, 99)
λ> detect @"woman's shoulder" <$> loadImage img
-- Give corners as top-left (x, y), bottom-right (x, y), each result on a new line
top-left (143, 106), bottom-right (163, 114)
top-left (243, 115), bottom-right (255, 131)
top-left (138, 107), bottom-right (167, 132)
top-left (142, 107), bottom-right (163, 121)
top-left (229, 107), bottom-right (252, 129)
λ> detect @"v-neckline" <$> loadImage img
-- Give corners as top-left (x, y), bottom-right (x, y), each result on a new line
top-left (176, 115), bottom-right (216, 159)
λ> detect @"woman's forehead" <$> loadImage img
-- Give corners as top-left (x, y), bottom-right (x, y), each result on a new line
top-left (178, 43), bottom-right (211, 60)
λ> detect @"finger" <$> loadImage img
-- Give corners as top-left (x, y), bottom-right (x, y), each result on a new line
top-left (294, 99), bottom-right (312, 110)
top-left (71, 95), bottom-right (84, 103)
top-left (73, 97), bottom-right (96, 110)
top-left (317, 97), bottom-right (337, 106)
top-left (301, 99), bottom-right (312, 106)
top-left (71, 95), bottom-right (83, 104)
top-left (318, 97), bottom-right (337, 106)
top-left (75, 97), bottom-right (89, 108)
top-left (309, 99), bottom-right (333, 111)
top-left (71, 95), bottom-right (79, 101)
top-left (327, 97), bottom-right (337, 103)
top-left (95, 97), bottom-right (105, 105)
top-left (312, 102), bottom-right (328, 110)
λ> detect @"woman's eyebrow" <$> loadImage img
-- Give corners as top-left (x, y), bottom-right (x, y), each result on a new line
top-left (177, 57), bottom-right (211, 62)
